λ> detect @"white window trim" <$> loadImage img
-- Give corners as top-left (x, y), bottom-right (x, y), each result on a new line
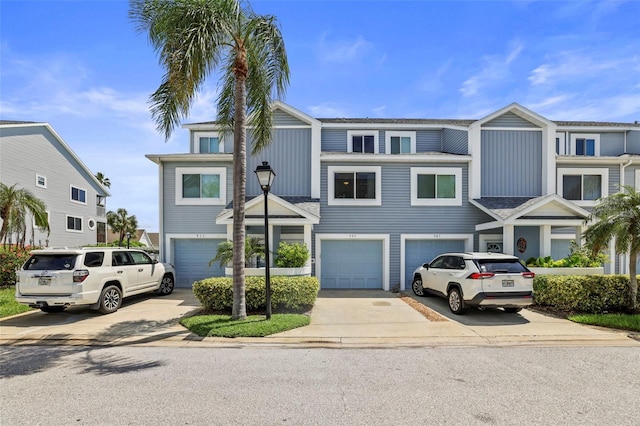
top-left (410, 167), bottom-right (462, 206)
top-left (194, 132), bottom-right (224, 154)
top-left (347, 130), bottom-right (379, 154)
top-left (557, 167), bottom-right (608, 207)
top-left (70, 185), bottom-right (87, 205)
top-left (175, 167), bottom-right (227, 206)
top-left (35, 174), bottom-right (47, 189)
top-left (66, 214), bottom-right (83, 233)
top-left (87, 218), bottom-right (96, 231)
top-left (328, 165), bottom-right (381, 206)
top-left (555, 133), bottom-right (566, 155)
top-left (635, 169), bottom-right (640, 190)
top-left (385, 131), bottom-right (416, 154)
top-left (570, 134), bottom-right (600, 156)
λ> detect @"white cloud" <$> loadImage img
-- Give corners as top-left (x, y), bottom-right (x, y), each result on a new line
top-left (460, 42), bottom-right (524, 97)
top-left (307, 102), bottom-right (351, 117)
top-left (316, 33), bottom-right (373, 64)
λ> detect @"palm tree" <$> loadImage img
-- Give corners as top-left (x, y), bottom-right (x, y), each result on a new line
top-left (95, 172), bottom-right (111, 188)
top-left (106, 208), bottom-right (138, 246)
top-left (130, 0), bottom-right (289, 320)
top-left (0, 182), bottom-right (49, 247)
top-left (584, 185), bottom-right (640, 311)
top-left (210, 236), bottom-right (265, 268)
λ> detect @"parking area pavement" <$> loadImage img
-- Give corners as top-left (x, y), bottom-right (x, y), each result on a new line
top-left (0, 289), bottom-right (637, 348)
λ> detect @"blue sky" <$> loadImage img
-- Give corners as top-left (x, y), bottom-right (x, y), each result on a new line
top-left (1, 0), bottom-right (639, 232)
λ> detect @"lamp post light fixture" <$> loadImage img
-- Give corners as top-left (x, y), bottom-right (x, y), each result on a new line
top-left (126, 232), bottom-right (131, 249)
top-left (254, 161), bottom-right (276, 320)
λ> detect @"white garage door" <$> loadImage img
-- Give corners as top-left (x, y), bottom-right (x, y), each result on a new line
top-left (174, 239), bottom-right (225, 288)
top-left (405, 240), bottom-right (466, 288)
top-left (321, 240), bottom-right (383, 289)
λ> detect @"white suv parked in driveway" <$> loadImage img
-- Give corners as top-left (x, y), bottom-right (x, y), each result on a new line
top-left (412, 252), bottom-right (534, 314)
top-left (16, 247), bottom-right (176, 314)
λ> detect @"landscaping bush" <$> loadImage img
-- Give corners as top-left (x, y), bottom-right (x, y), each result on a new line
top-left (193, 275), bottom-right (319, 314)
top-left (0, 246), bottom-right (32, 289)
top-left (274, 242), bottom-right (309, 268)
top-left (533, 274), bottom-right (638, 313)
top-left (526, 241), bottom-right (607, 268)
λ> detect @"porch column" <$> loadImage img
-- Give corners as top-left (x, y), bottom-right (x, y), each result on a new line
top-left (226, 224), bottom-right (232, 241)
top-left (268, 224), bottom-right (274, 266)
top-left (303, 224), bottom-right (312, 267)
top-left (574, 225), bottom-right (584, 247)
top-left (503, 225), bottom-right (514, 255)
top-left (540, 225), bottom-right (552, 257)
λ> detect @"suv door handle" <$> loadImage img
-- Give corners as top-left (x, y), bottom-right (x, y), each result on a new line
top-left (138, 268), bottom-right (144, 272)
top-left (117, 270), bottom-right (123, 274)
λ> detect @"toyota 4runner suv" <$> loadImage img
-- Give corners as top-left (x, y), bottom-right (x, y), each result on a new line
top-left (412, 252), bottom-right (534, 314)
top-left (16, 247), bottom-right (176, 314)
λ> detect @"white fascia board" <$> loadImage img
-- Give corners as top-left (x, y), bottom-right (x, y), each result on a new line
top-left (510, 195), bottom-right (590, 220)
top-left (216, 194), bottom-right (320, 224)
top-left (320, 153), bottom-right (472, 163)
top-left (555, 156), bottom-right (631, 165)
top-left (475, 221), bottom-right (504, 231)
top-left (556, 126), bottom-right (640, 132)
top-left (145, 154), bottom-right (233, 164)
top-left (505, 218), bottom-right (586, 227)
top-left (271, 100), bottom-right (321, 126)
top-left (475, 103), bottom-right (553, 128)
top-left (320, 122), bottom-right (470, 131)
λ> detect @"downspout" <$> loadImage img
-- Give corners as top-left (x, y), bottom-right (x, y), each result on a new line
top-left (618, 158), bottom-right (634, 274)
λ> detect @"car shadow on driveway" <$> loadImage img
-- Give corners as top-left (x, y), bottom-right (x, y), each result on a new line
top-left (405, 293), bottom-right (531, 326)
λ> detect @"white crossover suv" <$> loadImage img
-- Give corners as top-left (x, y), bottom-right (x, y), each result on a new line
top-left (412, 252), bottom-right (534, 314)
top-left (16, 247), bottom-right (176, 314)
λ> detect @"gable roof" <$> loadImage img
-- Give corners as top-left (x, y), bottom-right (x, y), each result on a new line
top-left (216, 195), bottom-right (320, 225)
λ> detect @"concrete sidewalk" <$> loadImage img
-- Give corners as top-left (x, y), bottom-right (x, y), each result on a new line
top-left (0, 289), bottom-right (637, 348)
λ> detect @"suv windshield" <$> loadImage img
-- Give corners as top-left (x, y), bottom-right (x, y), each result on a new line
top-left (23, 254), bottom-right (77, 271)
top-left (475, 259), bottom-right (527, 274)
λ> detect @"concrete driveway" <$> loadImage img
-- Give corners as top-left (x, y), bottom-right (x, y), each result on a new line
top-left (0, 289), bottom-right (637, 348)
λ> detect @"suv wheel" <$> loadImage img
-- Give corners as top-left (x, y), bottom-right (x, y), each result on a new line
top-left (411, 277), bottom-right (425, 297)
top-left (447, 287), bottom-right (465, 314)
top-left (98, 285), bottom-right (122, 314)
top-left (157, 274), bottom-right (175, 296)
top-left (40, 306), bottom-right (65, 313)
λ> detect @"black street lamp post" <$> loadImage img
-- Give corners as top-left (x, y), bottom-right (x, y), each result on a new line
top-left (254, 161), bottom-right (276, 320)
top-left (126, 232), bottom-right (131, 249)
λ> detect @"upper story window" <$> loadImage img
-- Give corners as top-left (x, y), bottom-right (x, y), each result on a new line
top-left (557, 168), bottom-right (608, 207)
top-left (70, 186), bottom-right (87, 204)
top-left (36, 174), bottom-right (47, 189)
top-left (347, 130), bottom-right (378, 154)
top-left (175, 167), bottom-right (226, 205)
top-left (411, 167), bottom-right (462, 206)
top-left (195, 132), bottom-right (224, 153)
top-left (570, 134), bottom-right (600, 156)
top-left (328, 165), bottom-right (381, 206)
top-left (66, 215), bottom-right (83, 232)
top-left (385, 131), bottom-right (416, 154)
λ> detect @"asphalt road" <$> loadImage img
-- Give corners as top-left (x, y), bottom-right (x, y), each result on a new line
top-left (1, 345), bottom-right (638, 425)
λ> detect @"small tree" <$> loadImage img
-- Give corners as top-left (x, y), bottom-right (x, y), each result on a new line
top-left (584, 185), bottom-right (640, 312)
top-left (0, 182), bottom-right (49, 247)
top-left (274, 242), bottom-right (309, 268)
top-left (210, 237), bottom-right (265, 268)
top-left (106, 208), bottom-right (138, 246)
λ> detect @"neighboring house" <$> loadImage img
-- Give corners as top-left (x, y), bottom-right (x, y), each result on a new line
top-left (106, 229), bottom-right (155, 248)
top-left (0, 121), bottom-right (110, 248)
top-left (146, 102), bottom-right (640, 290)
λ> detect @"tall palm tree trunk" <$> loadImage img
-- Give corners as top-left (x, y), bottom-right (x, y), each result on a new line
top-left (232, 48), bottom-right (248, 320)
top-left (629, 245), bottom-right (638, 311)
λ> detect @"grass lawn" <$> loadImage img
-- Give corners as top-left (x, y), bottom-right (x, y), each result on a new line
top-left (0, 286), bottom-right (32, 318)
top-left (568, 313), bottom-right (640, 332)
top-left (180, 313), bottom-right (310, 338)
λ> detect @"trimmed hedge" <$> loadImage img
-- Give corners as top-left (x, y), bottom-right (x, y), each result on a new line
top-left (193, 275), bottom-right (320, 313)
top-left (533, 274), bottom-right (639, 313)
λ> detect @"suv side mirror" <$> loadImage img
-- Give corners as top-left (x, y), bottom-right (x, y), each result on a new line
top-left (422, 263), bottom-right (430, 269)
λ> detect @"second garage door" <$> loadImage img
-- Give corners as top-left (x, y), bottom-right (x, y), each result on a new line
top-left (321, 240), bottom-right (383, 289)
top-left (174, 239), bottom-right (225, 288)
top-left (404, 239), bottom-right (466, 288)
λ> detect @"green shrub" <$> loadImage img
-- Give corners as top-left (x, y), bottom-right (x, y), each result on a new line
top-left (0, 246), bottom-right (33, 289)
top-left (193, 275), bottom-right (319, 313)
top-left (533, 274), bottom-right (638, 313)
top-left (526, 241), bottom-right (607, 268)
top-left (274, 242), bottom-right (310, 268)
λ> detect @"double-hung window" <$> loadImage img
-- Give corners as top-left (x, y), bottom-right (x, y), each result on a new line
top-left (36, 174), bottom-right (47, 189)
top-left (328, 166), bottom-right (381, 206)
top-left (385, 131), bottom-right (415, 154)
top-left (570, 134), bottom-right (599, 156)
top-left (347, 131), bottom-right (378, 154)
top-left (195, 132), bottom-right (224, 153)
top-left (66, 215), bottom-right (82, 232)
top-left (176, 167), bottom-right (226, 205)
top-left (70, 186), bottom-right (86, 204)
top-left (557, 168), bottom-right (608, 206)
top-left (411, 167), bottom-right (462, 206)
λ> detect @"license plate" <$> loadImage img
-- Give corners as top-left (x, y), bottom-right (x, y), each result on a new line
top-left (38, 277), bottom-right (51, 286)
top-left (502, 280), bottom-right (514, 287)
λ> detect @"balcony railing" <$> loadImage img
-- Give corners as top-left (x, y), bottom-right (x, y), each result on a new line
top-left (96, 206), bottom-right (106, 217)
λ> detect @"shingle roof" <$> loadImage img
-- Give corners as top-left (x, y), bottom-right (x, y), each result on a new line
top-left (0, 120), bottom-right (40, 125)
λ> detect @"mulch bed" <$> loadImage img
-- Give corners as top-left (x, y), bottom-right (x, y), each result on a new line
top-left (397, 292), bottom-right (448, 322)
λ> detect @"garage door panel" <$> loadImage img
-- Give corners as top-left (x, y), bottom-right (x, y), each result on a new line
top-left (405, 240), bottom-right (466, 287)
top-left (174, 239), bottom-right (225, 288)
top-left (321, 240), bottom-right (383, 289)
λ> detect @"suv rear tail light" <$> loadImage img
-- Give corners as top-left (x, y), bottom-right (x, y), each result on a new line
top-left (522, 272), bottom-right (535, 279)
top-left (467, 272), bottom-right (495, 279)
top-left (73, 270), bottom-right (89, 283)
